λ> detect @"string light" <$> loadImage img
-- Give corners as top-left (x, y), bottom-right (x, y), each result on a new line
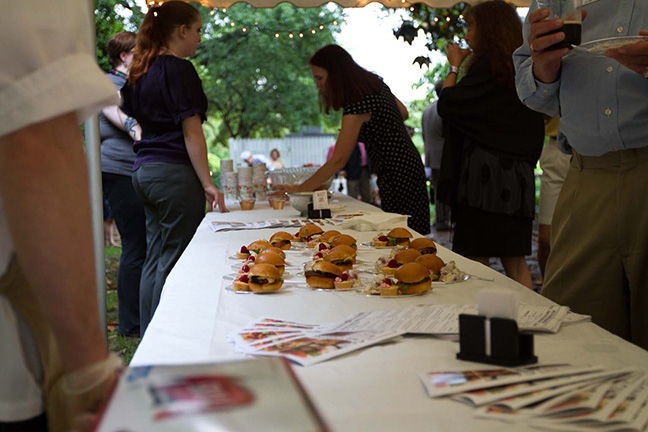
top-left (459, 14), bottom-right (464, 19)
top-left (203, 16), bottom-right (340, 40)
top-left (409, 6), bottom-right (414, 11)
top-left (446, 16), bottom-right (451, 21)
top-left (434, 17), bottom-right (439, 22)
top-left (222, 8), bottom-right (226, 12)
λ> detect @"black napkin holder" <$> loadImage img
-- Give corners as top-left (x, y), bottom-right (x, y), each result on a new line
top-left (456, 314), bottom-right (538, 366)
top-left (307, 203), bottom-right (331, 219)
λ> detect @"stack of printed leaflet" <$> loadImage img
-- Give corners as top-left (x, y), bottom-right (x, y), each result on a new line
top-left (95, 357), bottom-right (327, 431)
top-left (419, 364), bottom-right (648, 431)
top-left (227, 317), bottom-right (403, 366)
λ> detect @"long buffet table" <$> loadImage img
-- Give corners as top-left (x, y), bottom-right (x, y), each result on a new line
top-left (131, 193), bottom-right (648, 431)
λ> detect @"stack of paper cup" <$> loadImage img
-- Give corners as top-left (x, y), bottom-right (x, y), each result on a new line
top-left (238, 166), bottom-right (254, 201)
top-left (220, 159), bottom-right (234, 173)
top-left (252, 163), bottom-right (267, 200)
top-left (220, 171), bottom-right (239, 207)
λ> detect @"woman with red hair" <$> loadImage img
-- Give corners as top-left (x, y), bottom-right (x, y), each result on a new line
top-left (437, 1), bottom-right (544, 288)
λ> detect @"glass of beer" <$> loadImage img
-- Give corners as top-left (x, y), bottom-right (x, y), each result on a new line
top-left (538, 0), bottom-right (583, 50)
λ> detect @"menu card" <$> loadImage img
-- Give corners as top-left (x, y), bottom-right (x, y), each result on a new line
top-left (323, 303), bottom-right (571, 335)
top-left (95, 357), bottom-right (328, 432)
top-left (227, 317), bottom-right (403, 367)
top-left (417, 364), bottom-right (648, 432)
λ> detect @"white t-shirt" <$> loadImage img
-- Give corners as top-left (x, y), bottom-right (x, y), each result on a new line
top-left (0, 0), bottom-right (118, 421)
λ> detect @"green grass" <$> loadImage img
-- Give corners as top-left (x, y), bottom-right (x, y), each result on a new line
top-left (104, 244), bottom-right (140, 365)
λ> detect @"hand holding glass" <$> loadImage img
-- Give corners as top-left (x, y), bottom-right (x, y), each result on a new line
top-left (537, 0), bottom-right (583, 50)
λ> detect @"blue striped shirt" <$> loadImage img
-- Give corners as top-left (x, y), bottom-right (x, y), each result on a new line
top-left (514, 0), bottom-right (648, 156)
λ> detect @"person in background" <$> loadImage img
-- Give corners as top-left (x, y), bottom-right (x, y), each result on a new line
top-left (437, 1), bottom-right (544, 289)
top-left (121, 1), bottom-right (227, 336)
top-left (514, 1), bottom-right (648, 349)
top-left (240, 150), bottom-right (274, 171)
top-left (103, 197), bottom-right (119, 246)
top-left (0, 1), bottom-right (122, 430)
top-left (276, 44), bottom-right (430, 235)
top-left (344, 142), bottom-right (372, 203)
top-left (422, 79), bottom-right (451, 231)
top-left (536, 116), bottom-right (569, 279)
top-left (99, 31), bottom-right (146, 338)
top-left (269, 148), bottom-right (285, 170)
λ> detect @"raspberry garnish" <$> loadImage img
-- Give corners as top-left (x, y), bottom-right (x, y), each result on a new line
top-left (383, 278), bottom-right (393, 286)
top-left (242, 265), bottom-right (250, 273)
top-left (240, 246), bottom-right (248, 253)
top-left (319, 243), bottom-right (328, 251)
top-left (238, 274), bottom-right (249, 283)
top-left (378, 236), bottom-right (388, 241)
top-left (387, 259), bottom-right (398, 268)
top-left (340, 273), bottom-right (349, 281)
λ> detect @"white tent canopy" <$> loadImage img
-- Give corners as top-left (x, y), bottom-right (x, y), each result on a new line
top-left (169, 0), bottom-right (531, 9)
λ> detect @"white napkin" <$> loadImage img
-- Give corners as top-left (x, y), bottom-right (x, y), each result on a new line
top-left (338, 211), bottom-right (410, 232)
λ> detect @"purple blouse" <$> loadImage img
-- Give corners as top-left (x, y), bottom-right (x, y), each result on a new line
top-left (121, 55), bottom-right (207, 170)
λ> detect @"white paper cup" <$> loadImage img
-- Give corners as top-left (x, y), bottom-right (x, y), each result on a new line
top-left (220, 159), bottom-right (234, 173)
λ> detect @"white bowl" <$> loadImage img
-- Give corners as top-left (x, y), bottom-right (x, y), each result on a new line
top-left (288, 191), bottom-right (333, 216)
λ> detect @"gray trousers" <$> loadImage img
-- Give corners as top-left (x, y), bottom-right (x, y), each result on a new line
top-left (132, 163), bottom-right (205, 336)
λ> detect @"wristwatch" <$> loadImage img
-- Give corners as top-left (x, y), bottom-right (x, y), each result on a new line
top-left (449, 65), bottom-right (460, 75)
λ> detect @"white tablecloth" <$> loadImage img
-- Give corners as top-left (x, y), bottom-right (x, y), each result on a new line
top-left (132, 194), bottom-right (648, 431)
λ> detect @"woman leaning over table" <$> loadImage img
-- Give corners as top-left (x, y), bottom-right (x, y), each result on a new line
top-left (437, 1), bottom-right (544, 288)
top-left (121, 1), bottom-right (227, 335)
top-left (277, 44), bottom-right (430, 235)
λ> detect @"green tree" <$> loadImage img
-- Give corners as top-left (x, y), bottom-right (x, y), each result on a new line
top-left (95, 0), bottom-right (144, 72)
top-left (194, 4), bottom-right (343, 145)
top-left (392, 4), bottom-right (468, 96)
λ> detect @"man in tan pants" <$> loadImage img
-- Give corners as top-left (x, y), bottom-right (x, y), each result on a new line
top-left (514, 3), bottom-right (648, 349)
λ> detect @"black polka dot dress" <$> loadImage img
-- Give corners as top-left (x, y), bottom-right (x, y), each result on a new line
top-left (344, 83), bottom-right (430, 235)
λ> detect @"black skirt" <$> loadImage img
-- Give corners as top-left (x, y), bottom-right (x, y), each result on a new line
top-left (452, 204), bottom-right (532, 257)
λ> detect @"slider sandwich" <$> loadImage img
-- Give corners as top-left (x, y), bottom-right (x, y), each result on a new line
top-left (269, 231), bottom-right (293, 250)
top-left (395, 262), bottom-right (431, 295)
top-left (248, 263), bottom-right (284, 293)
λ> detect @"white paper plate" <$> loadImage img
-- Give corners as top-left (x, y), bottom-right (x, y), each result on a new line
top-left (230, 263), bottom-right (294, 272)
top-left (359, 288), bottom-right (431, 298)
top-left (224, 284), bottom-right (289, 295)
top-left (431, 274), bottom-right (471, 285)
top-left (359, 241), bottom-right (395, 249)
top-left (223, 272), bottom-right (294, 281)
top-left (573, 36), bottom-right (648, 56)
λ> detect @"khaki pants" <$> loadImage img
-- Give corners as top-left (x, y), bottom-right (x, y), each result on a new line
top-left (0, 258), bottom-right (72, 432)
top-left (542, 148), bottom-right (648, 350)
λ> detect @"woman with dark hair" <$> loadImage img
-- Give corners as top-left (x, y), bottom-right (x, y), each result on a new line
top-left (278, 44), bottom-right (430, 234)
top-left (270, 148), bottom-right (284, 170)
top-left (99, 31), bottom-right (145, 338)
top-left (121, 1), bottom-right (227, 334)
top-left (437, 1), bottom-right (544, 288)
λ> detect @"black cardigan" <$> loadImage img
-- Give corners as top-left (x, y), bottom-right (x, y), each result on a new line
top-left (436, 57), bottom-right (544, 206)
